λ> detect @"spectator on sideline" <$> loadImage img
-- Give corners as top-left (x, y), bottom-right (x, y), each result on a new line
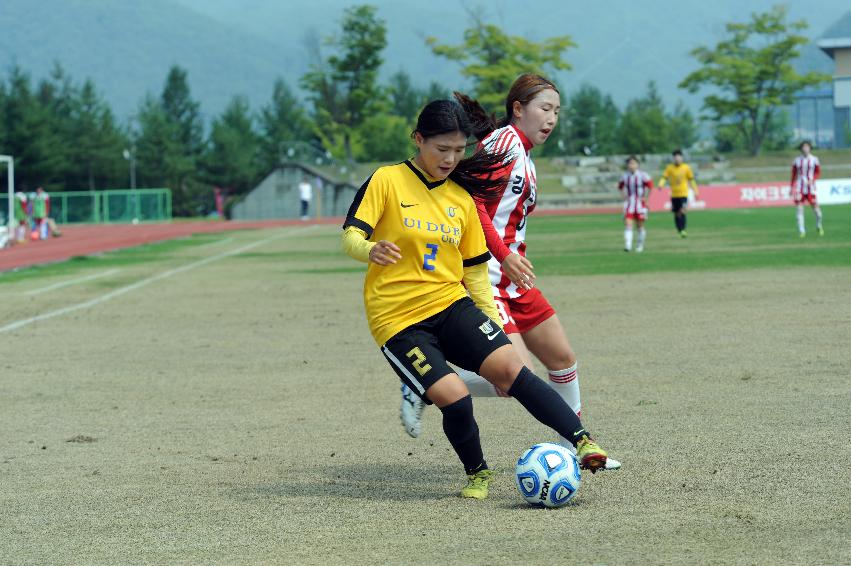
top-left (32, 187), bottom-right (50, 239)
top-left (298, 176), bottom-right (312, 221)
top-left (14, 191), bottom-right (29, 243)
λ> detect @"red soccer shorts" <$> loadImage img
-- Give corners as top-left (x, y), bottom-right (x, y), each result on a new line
top-left (493, 288), bottom-right (556, 335)
top-left (794, 192), bottom-right (817, 205)
top-left (624, 211), bottom-right (647, 221)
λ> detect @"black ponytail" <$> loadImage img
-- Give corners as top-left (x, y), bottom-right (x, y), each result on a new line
top-left (452, 92), bottom-right (506, 142)
top-left (414, 99), bottom-right (511, 202)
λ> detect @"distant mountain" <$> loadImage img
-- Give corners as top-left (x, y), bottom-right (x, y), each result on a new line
top-left (0, 0), bottom-right (290, 120)
top-left (0, 0), bottom-right (847, 123)
top-left (175, 0), bottom-right (849, 108)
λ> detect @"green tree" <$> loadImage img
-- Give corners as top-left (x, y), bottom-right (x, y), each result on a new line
top-left (300, 4), bottom-right (387, 162)
top-left (424, 81), bottom-right (450, 102)
top-left (258, 78), bottom-right (312, 172)
top-left (161, 66), bottom-right (204, 156)
top-left (547, 84), bottom-right (620, 156)
top-left (70, 80), bottom-right (127, 190)
top-left (135, 67), bottom-right (205, 215)
top-left (0, 66), bottom-right (65, 190)
top-left (616, 82), bottom-right (670, 154)
top-left (714, 110), bottom-right (791, 153)
top-left (134, 96), bottom-right (181, 189)
top-left (667, 101), bottom-right (699, 151)
top-left (355, 112), bottom-right (412, 162)
top-left (426, 13), bottom-right (574, 112)
top-left (203, 96), bottom-right (262, 196)
top-left (35, 63), bottom-right (76, 185)
top-left (387, 69), bottom-right (421, 122)
top-left (679, 6), bottom-right (829, 155)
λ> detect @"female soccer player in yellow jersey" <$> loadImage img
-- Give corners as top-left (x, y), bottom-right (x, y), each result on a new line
top-left (398, 75), bottom-right (621, 471)
top-left (342, 100), bottom-right (609, 499)
top-left (658, 149), bottom-right (699, 237)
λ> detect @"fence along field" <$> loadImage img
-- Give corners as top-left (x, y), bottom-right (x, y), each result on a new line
top-left (0, 208), bottom-right (849, 563)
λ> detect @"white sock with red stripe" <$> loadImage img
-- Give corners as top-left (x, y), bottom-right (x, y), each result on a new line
top-left (797, 206), bottom-right (805, 234)
top-left (638, 228), bottom-right (646, 248)
top-left (814, 207), bottom-right (823, 229)
top-left (624, 228), bottom-right (633, 250)
top-left (549, 364), bottom-right (581, 449)
top-left (456, 367), bottom-right (509, 398)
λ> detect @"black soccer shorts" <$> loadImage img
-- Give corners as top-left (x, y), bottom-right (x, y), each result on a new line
top-left (380, 297), bottom-right (511, 404)
top-left (671, 197), bottom-right (688, 213)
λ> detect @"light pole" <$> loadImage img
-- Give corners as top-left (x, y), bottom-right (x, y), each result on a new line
top-left (123, 147), bottom-right (138, 221)
top-left (122, 147), bottom-right (136, 190)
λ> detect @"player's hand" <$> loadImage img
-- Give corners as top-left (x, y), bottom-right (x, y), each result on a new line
top-left (502, 252), bottom-right (535, 290)
top-left (369, 240), bottom-right (401, 266)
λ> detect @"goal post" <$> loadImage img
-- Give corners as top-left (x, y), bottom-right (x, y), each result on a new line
top-left (0, 155), bottom-right (13, 229)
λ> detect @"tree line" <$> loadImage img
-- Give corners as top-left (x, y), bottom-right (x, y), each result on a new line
top-left (0, 4), bottom-right (827, 216)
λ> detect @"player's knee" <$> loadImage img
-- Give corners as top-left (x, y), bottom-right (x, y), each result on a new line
top-left (555, 351), bottom-right (577, 369)
top-left (482, 359), bottom-right (523, 391)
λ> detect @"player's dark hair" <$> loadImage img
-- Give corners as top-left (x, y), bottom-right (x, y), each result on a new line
top-left (454, 74), bottom-right (560, 141)
top-left (626, 155), bottom-right (639, 164)
top-left (672, 149), bottom-right (684, 157)
top-left (413, 99), bottom-right (510, 201)
top-left (798, 140), bottom-right (812, 150)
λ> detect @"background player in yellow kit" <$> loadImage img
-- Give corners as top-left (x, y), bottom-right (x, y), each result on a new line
top-left (658, 149), bottom-right (699, 238)
top-left (341, 99), bottom-right (609, 499)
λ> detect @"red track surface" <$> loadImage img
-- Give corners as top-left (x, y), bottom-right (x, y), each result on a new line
top-left (0, 207), bottom-right (618, 272)
top-left (0, 218), bottom-right (344, 272)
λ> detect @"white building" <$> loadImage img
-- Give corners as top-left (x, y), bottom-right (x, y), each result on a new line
top-left (816, 11), bottom-right (851, 148)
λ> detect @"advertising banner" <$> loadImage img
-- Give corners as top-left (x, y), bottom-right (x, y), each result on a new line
top-left (646, 178), bottom-right (851, 211)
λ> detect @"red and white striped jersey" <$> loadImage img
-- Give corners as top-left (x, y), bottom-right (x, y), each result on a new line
top-left (618, 170), bottom-right (653, 216)
top-left (477, 125), bottom-right (537, 299)
top-left (618, 170), bottom-right (652, 199)
top-left (791, 155), bottom-right (820, 195)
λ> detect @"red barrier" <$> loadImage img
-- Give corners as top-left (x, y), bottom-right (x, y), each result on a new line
top-left (646, 182), bottom-right (795, 212)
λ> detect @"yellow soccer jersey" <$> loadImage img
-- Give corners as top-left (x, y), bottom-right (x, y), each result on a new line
top-left (343, 160), bottom-right (491, 345)
top-left (661, 163), bottom-right (695, 198)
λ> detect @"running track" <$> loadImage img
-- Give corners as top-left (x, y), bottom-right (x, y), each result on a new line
top-left (0, 207), bottom-right (618, 272)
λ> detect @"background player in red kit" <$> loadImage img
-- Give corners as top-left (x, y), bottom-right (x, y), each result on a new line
top-left (791, 141), bottom-right (823, 237)
top-left (618, 156), bottom-right (653, 252)
top-left (399, 73), bottom-right (621, 470)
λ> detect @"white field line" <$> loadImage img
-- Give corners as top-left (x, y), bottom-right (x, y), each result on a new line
top-left (0, 227), bottom-right (311, 334)
top-left (24, 269), bottom-right (121, 297)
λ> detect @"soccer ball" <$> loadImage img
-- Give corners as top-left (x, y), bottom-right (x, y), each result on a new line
top-left (515, 442), bottom-right (581, 508)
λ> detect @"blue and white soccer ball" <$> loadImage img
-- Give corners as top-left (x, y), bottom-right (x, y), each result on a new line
top-left (515, 442), bottom-right (581, 508)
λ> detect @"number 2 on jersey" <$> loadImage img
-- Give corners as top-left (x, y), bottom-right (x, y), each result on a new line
top-left (406, 347), bottom-right (432, 376)
top-left (422, 243), bottom-right (438, 271)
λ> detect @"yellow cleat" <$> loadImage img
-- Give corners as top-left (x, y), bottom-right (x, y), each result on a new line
top-left (799, 232), bottom-right (806, 238)
top-left (576, 436), bottom-right (608, 474)
top-left (818, 227), bottom-right (825, 236)
top-left (461, 469), bottom-right (494, 499)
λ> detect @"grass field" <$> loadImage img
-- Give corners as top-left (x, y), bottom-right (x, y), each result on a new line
top-left (1, 207), bottom-right (850, 564)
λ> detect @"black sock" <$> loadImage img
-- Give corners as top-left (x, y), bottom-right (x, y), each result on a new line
top-left (440, 395), bottom-right (486, 475)
top-left (674, 214), bottom-right (683, 232)
top-left (507, 367), bottom-right (589, 447)
top-left (682, 213), bottom-right (687, 230)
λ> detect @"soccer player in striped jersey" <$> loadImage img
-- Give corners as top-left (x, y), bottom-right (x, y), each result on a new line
top-left (658, 150), bottom-right (699, 238)
top-left (619, 156), bottom-right (653, 252)
top-left (343, 100), bottom-right (609, 499)
top-left (398, 75), bottom-right (621, 471)
top-left (791, 141), bottom-right (823, 237)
